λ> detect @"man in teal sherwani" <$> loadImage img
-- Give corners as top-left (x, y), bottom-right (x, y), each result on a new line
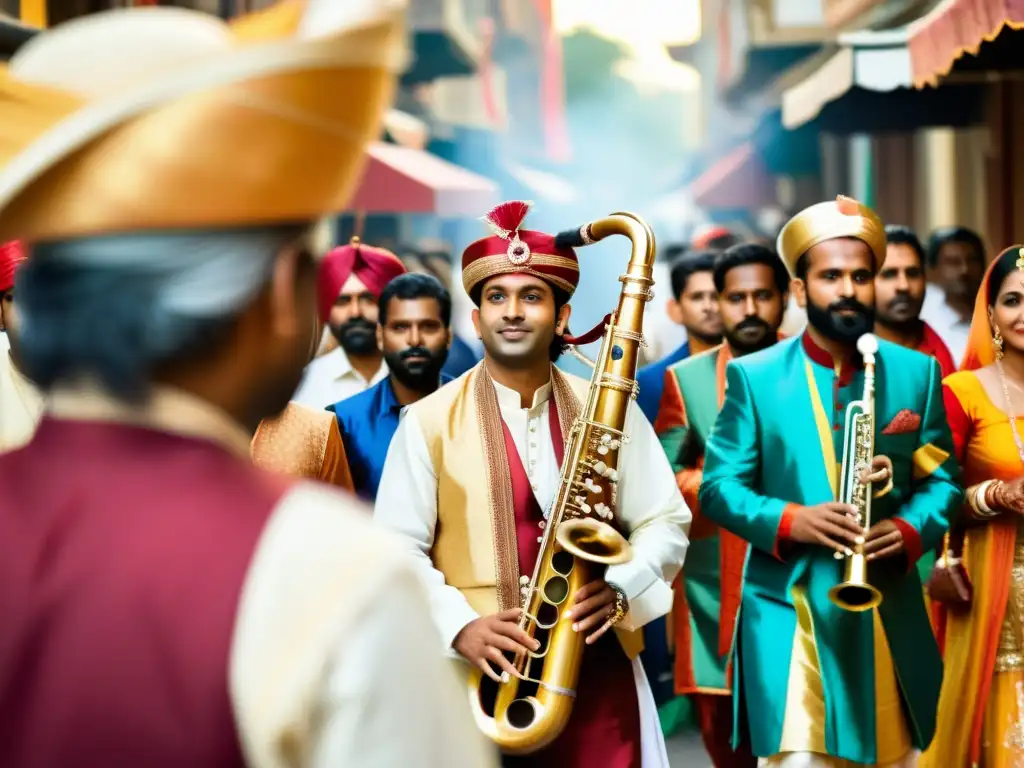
top-left (699, 196), bottom-right (961, 768)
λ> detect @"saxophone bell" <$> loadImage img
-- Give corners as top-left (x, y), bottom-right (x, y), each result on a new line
top-left (828, 333), bottom-right (883, 613)
top-left (555, 518), bottom-right (632, 566)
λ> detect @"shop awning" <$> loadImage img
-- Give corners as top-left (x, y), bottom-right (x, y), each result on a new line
top-left (780, 27), bottom-right (986, 131)
top-left (688, 142), bottom-right (776, 212)
top-left (783, 29), bottom-right (913, 128)
top-left (382, 110), bottom-right (429, 150)
top-left (909, 0), bottom-right (1024, 87)
top-left (348, 143), bottom-right (498, 217)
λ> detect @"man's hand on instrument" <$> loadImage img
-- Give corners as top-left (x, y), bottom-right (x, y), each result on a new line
top-left (859, 454), bottom-right (894, 490)
top-left (863, 519), bottom-right (905, 560)
top-left (565, 579), bottom-right (628, 645)
top-left (788, 502), bottom-right (863, 555)
top-left (453, 608), bottom-right (540, 683)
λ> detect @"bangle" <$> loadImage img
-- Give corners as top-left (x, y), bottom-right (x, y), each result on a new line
top-left (970, 480), bottom-right (1000, 519)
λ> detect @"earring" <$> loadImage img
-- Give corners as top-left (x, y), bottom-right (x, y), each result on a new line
top-left (995, 328), bottom-right (1005, 360)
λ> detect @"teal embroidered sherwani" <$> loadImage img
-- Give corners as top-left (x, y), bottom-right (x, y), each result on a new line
top-left (699, 332), bottom-right (961, 765)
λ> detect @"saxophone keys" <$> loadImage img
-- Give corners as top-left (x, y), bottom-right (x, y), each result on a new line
top-left (833, 551), bottom-right (844, 560)
top-left (855, 535), bottom-right (865, 545)
top-left (520, 575), bottom-right (530, 585)
top-left (598, 445), bottom-right (609, 455)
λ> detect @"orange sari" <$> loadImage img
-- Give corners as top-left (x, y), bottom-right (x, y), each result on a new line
top-left (922, 252), bottom-right (1024, 768)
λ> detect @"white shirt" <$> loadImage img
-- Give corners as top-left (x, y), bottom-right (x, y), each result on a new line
top-left (920, 283), bottom-right (970, 364)
top-left (292, 347), bottom-right (388, 410)
top-left (374, 375), bottom-right (692, 649)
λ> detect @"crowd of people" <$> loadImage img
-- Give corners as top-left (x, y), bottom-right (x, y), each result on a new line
top-left (2, 2), bottom-right (1024, 767)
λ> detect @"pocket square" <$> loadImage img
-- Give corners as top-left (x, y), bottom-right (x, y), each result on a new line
top-left (882, 409), bottom-right (921, 435)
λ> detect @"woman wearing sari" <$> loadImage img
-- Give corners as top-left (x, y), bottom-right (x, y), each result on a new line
top-left (922, 245), bottom-right (1024, 768)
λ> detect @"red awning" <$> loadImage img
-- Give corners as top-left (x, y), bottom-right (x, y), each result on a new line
top-left (688, 143), bottom-right (776, 212)
top-left (348, 143), bottom-right (499, 217)
top-left (909, 0), bottom-right (1024, 88)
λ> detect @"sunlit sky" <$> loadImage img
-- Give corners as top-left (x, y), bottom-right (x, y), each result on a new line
top-left (553, 0), bottom-right (701, 90)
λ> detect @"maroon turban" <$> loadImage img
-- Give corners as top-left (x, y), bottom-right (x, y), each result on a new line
top-left (317, 237), bottom-right (406, 322)
top-left (0, 240), bottom-right (26, 293)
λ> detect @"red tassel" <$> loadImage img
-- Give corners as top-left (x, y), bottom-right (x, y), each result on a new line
top-left (481, 200), bottom-right (533, 238)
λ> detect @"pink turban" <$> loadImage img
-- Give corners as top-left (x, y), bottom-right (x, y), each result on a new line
top-left (0, 240), bottom-right (26, 293)
top-left (317, 237), bottom-right (406, 321)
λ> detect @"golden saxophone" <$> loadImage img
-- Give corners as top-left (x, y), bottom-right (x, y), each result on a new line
top-left (467, 212), bottom-right (655, 754)
top-left (828, 332), bottom-right (883, 612)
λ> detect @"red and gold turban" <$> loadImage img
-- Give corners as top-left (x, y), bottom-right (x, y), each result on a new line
top-left (317, 237), bottom-right (406, 321)
top-left (461, 201), bottom-right (579, 302)
top-left (0, 240), bottom-right (26, 293)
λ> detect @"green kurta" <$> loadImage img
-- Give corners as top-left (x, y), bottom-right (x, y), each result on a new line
top-left (699, 333), bottom-right (961, 764)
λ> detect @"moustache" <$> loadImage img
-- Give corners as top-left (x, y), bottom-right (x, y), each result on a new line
top-left (735, 316), bottom-right (771, 333)
top-left (400, 346), bottom-right (434, 361)
top-left (340, 317), bottom-right (376, 335)
top-left (828, 298), bottom-right (871, 315)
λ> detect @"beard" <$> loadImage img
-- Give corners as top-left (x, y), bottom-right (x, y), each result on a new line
top-left (806, 296), bottom-right (875, 344)
top-left (384, 345), bottom-right (449, 392)
top-left (332, 317), bottom-right (377, 356)
top-left (876, 293), bottom-right (924, 332)
top-left (724, 316), bottom-right (776, 356)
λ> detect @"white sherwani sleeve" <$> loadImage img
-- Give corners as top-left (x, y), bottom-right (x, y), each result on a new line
top-left (229, 483), bottom-right (497, 768)
top-left (605, 402), bottom-right (691, 630)
top-left (374, 409), bottom-right (481, 649)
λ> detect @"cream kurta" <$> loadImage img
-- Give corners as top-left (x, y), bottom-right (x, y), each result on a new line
top-left (0, 340), bottom-right (43, 453)
top-left (374, 369), bottom-right (691, 767)
top-left (46, 386), bottom-right (496, 768)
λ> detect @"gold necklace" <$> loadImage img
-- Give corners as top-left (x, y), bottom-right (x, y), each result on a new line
top-left (996, 358), bottom-right (1024, 464)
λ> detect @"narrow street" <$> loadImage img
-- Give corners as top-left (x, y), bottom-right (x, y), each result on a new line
top-left (666, 732), bottom-right (713, 767)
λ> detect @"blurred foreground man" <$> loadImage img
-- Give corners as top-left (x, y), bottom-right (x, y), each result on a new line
top-left (331, 271), bottom-right (453, 500)
top-left (0, 240), bottom-right (42, 453)
top-left (0, 3), bottom-right (493, 767)
top-left (376, 201), bottom-right (691, 767)
top-left (655, 243), bottom-right (788, 768)
top-left (700, 197), bottom-right (959, 768)
top-left (295, 237), bottom-right (406, 408)
top-left (875, 226), bottom-right (955, 377)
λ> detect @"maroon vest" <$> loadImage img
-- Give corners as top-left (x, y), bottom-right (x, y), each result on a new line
top-left (0, 418), bottom-right (288, 767)
top-left (500, 402), bottom-right (642, 768)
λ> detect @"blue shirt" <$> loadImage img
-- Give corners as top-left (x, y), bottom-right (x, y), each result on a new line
top-left (329, 374), bottom-right (454, 501)
top-left (634, 341), bottom-right (690, 424)
top-left (441, 334), bottom-right (479, 379)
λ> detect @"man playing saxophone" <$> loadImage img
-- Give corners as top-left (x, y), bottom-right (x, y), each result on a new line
top-left (699, 197), bottom-right (960, 767)
top-left (375, 201), bottom-right (690, 767)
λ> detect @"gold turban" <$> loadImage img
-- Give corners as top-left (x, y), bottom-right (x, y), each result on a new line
top-left (776, 195), bottom-right (886, 277)
top-left (0, 0), bottom-right (406, 243)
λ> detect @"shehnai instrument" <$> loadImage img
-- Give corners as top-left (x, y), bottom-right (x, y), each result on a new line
top-left (828, 332), bottom-right (883, 612)
top-left (467, 212), bottom-right (655, 754)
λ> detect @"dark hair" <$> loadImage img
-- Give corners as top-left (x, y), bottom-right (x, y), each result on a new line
top-left (378, 272), bottom-right (452, 327)
top-left (17, 225), bottom-right (304, 402)
top-left (712, 243), bottom-right (789, 295)
top-left (884, 225), bottom-right (926, 268)
top-left (927, 226), bottom-right (984, 268)
top-left (669, 249), bottom-right (718, 300)
top-left (987, 245), bottom-right (1024, 306)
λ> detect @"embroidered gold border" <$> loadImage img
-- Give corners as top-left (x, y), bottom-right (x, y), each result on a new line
top-left (550, 365), bottom-right (582, 450)
top-left (462, 253), bottom-right (579, 296)
top-left (474, 365), bottom-right (521, 610)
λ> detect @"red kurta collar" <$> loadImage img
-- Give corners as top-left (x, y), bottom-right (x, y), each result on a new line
top-left (801, 329), bottom-right (865, 388)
